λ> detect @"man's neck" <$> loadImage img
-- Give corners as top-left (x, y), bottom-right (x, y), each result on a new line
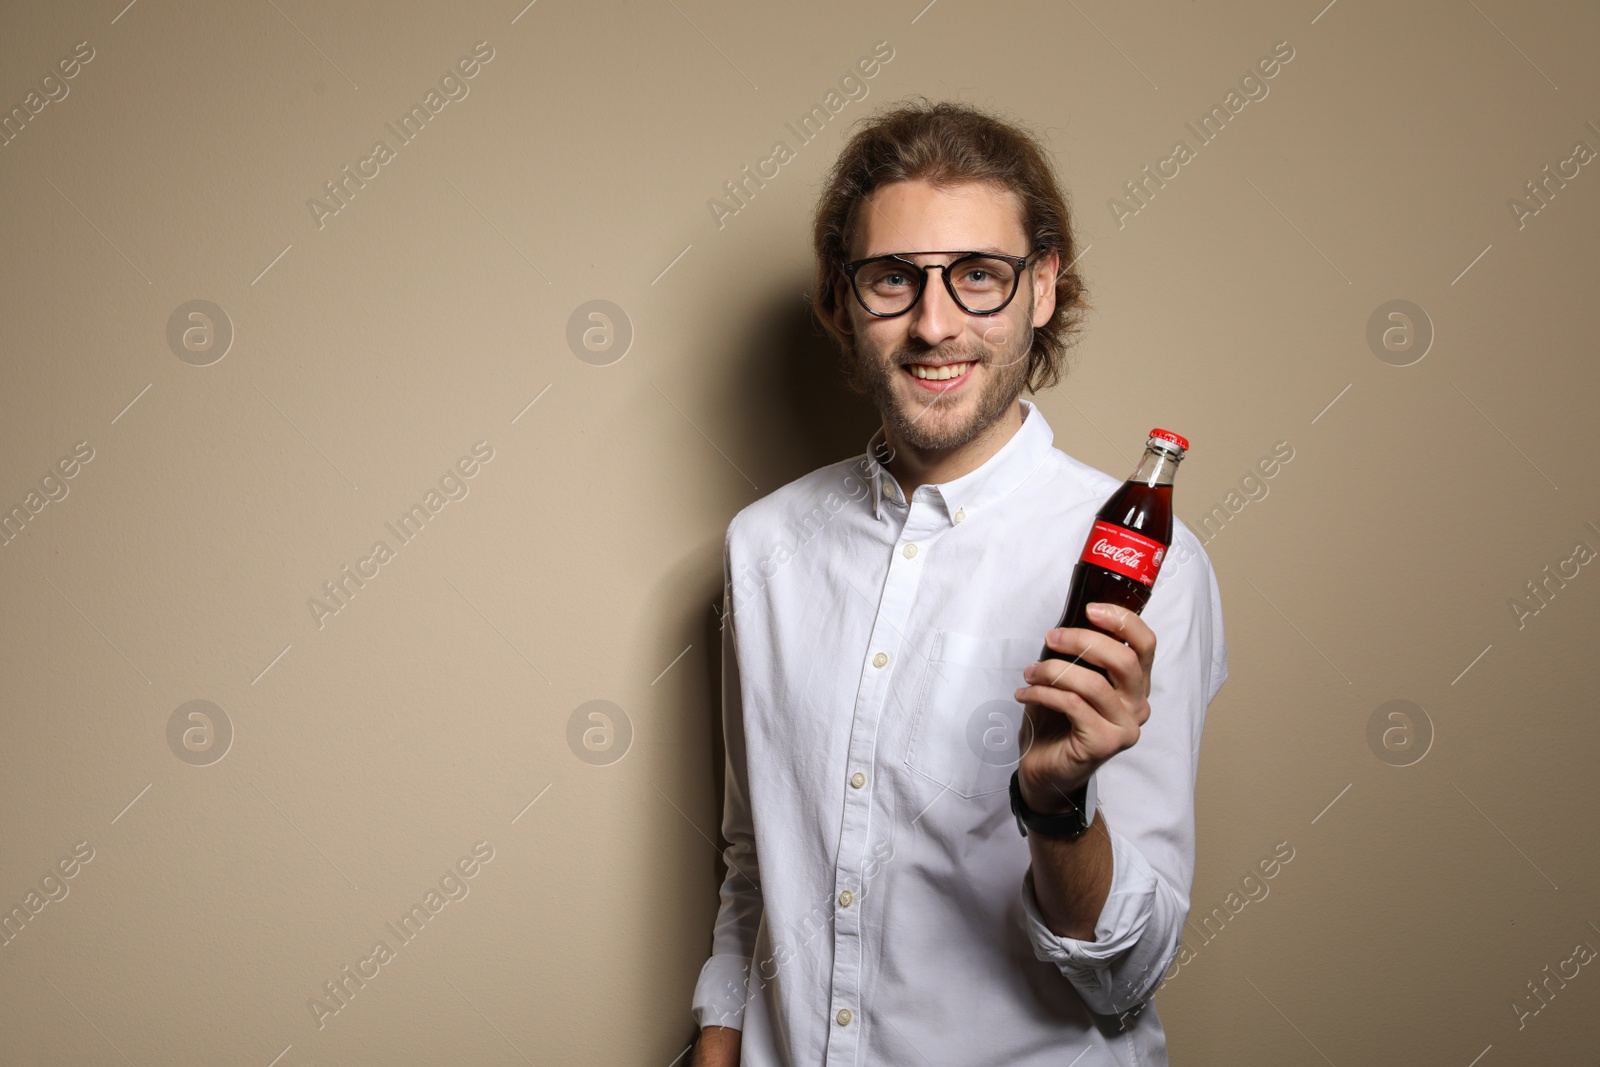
top-left (883, 399), bottom-right (1025, 499)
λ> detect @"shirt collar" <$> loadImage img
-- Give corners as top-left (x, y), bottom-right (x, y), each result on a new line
top-left (863, 397), bottom-right (1055, 524)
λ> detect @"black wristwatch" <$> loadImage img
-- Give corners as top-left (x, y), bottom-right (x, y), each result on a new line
top-left (1010, 770), bottom-right (1096, 839)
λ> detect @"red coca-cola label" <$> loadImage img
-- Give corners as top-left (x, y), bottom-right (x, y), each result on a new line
top-left (1080, 520), bottom-right (1166, 587)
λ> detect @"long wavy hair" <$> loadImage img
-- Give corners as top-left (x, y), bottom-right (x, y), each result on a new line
top-left (810, 98), bottom-right (1090, 395)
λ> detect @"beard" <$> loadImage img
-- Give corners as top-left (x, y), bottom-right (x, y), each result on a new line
top-left (856, 301), bottom-right (1035, 453)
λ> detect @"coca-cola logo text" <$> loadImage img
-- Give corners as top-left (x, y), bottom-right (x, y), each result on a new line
top-left (1091, 538), bottom-right (1145, 568)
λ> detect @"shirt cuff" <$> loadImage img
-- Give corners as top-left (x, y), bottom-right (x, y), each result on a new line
top-left (1020, 826), bottom-right (1157, 973)
top-left (691, 953), bottom-right (751, 1031)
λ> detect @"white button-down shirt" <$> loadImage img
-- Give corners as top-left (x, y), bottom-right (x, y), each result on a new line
top-left (692, 397), bottom-right (1228, 1066)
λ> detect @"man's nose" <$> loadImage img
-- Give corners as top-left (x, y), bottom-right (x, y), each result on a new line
top-left (908, 268), bottom-right (964, 348)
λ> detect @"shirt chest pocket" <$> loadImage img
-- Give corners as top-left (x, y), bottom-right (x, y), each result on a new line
top-left (904, 629), bottom-right (1041, 799)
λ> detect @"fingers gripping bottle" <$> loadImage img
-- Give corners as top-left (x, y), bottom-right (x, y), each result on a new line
top-left (1041, 429), bottom-right (1188, 677)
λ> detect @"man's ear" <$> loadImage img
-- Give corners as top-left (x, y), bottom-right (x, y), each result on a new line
top-left (1030, 248), bottom-right (1060, 329)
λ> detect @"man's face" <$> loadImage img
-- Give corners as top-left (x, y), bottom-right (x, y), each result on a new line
top-left (832, 179), bottom-right (1059, 452)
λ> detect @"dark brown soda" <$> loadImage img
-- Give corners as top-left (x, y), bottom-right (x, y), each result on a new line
top-left (1041, 441), bottom-right (1181, 678)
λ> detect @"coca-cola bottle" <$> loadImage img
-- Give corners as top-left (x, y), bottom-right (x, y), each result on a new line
top-left (1042, 429), bottom-right (1188, 677)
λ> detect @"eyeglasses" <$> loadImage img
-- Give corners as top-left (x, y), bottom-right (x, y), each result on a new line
top-left (840, 249), bottom-right (1040, 317)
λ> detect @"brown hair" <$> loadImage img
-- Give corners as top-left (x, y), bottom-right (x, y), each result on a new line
top-left (810, 98), bottom-right (1089, 395)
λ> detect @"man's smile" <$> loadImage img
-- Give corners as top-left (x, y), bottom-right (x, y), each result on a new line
top-left (901, 358), bottom-right (977, 392)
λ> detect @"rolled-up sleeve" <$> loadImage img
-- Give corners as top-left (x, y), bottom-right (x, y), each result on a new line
top-left (690, 527), bottom-right (763, 1031)
top-left (1017, 523), bottom-right (1228, 1015)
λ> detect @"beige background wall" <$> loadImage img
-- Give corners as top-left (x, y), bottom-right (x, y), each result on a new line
top-left (1, 0), bottom-right (1596, 1063)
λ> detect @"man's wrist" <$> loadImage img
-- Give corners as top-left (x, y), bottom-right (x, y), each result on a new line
top-left (1018, 771), bottom-right (1091, 815)
top-left (1011, 771), bottom-right (1097, 839)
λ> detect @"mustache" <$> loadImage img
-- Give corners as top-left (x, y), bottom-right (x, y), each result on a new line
top-left (896, 346), bottom-right (985, 366)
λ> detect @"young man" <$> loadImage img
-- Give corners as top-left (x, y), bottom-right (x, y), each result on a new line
top-left (690, 100), bottom-right (1228, 1067)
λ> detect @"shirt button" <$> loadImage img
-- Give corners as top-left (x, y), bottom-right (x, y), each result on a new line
top-left (872, 652), bottom-right (888, 668)
top-left (954, 508), bottom-right (966, 523)
top-left (901, 542), bottom-right (918, 558)
top-left (839, 889), bottom-right (854, 907)
top-left (836, 1008), bottom-right (853, 1026)
top-left (850, 771), bottom-right (866, 788)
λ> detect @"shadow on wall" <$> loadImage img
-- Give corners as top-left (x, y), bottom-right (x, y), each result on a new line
top-left (717, 272), bottom-right (884, 492)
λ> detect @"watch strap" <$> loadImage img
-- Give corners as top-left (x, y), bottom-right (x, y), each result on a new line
top-left (1010, 770), bottom-right (1096, 839)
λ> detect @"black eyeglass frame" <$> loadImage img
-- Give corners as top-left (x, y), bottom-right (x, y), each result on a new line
top-left (839, 249), bottom-right (1042, 318)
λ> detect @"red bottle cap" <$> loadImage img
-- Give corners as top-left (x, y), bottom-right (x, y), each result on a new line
top-left (1149, 428), bottom-right (1189, 451)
